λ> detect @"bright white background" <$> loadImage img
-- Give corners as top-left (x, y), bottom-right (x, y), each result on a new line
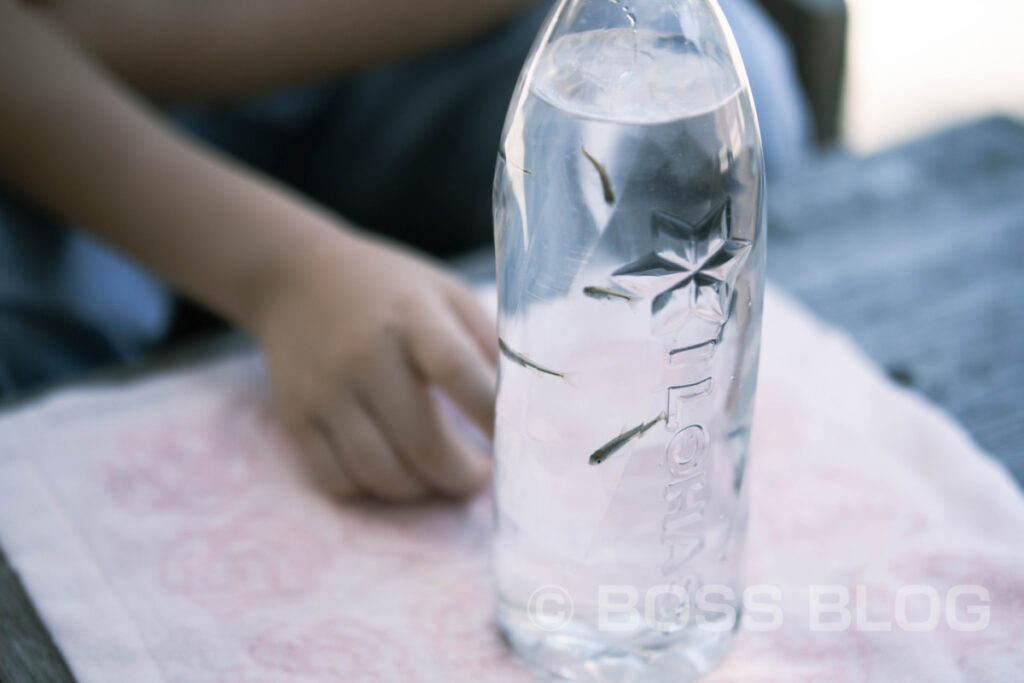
top-left (841, 0), bottom-right (1024, 151)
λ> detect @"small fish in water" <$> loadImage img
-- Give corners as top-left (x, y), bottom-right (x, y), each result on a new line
top-left (582, 147), bottom-right (615, 205)
top-left (588, 412), bottom-right (667, 465)
top-left (498, 338), bottom-right (565, 379)
top-left (498, 147), bottom-right (532, 175)
top-left (583, 285), bottom-right (633, 302)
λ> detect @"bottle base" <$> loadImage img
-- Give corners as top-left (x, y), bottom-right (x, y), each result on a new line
top-left (498, 603), bottom-right (737, 682)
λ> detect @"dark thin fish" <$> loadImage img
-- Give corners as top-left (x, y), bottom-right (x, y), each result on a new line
top-left (588, 412), bottom-right (666, 466)
top-left (609, 0), bottom-right (637, 27)
top-left (582, 147), bottom-right (615, 205)
top-left (583, 285), bottom-right (633, 302)
top-left (498, 147), bottom-right (532, 174)
top-left (499, 338), bottom-right (565, 379)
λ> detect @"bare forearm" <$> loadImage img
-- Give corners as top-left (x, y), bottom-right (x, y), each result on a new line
top-left (0, 0), bottom-right (343, 329)
top-left (33, 0), bottom-right (540, 102)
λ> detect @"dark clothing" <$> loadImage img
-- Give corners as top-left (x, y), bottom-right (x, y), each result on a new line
top-left (0, 0), bottom-right (809, 396)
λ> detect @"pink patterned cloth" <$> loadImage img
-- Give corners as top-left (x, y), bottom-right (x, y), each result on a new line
top-left (0, 287), bottom-right (1022, 682)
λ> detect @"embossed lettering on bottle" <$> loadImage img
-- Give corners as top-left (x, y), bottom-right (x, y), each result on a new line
top-left (611, 199), bottom-right (750, 629)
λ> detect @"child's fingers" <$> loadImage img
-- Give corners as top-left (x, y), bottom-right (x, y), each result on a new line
top-left (356, 332), bottom-right (489, 498)
top-left (444, 279), bottom-right (498, 368)
top-left (321, 393), bottom-right (428, 502)
top-left (404, 298), bottom-right (496, 439)
top-left (285, 420), bottom-right (359, 500)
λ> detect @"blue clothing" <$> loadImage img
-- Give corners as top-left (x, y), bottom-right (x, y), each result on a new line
top-left (0, 198), bottom-right (172, 394)
top-left (0, 0), bottom-right (810, 397)
top-left (720, 0), bottom-right (813, 171)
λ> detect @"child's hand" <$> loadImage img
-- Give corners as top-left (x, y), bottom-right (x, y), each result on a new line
top-left (0, 0), bottom-right (509, 504)
top-left (253, 230), bottom-right (497, 502)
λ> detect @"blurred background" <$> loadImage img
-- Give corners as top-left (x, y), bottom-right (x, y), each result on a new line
top-left (771, 0), bottom-right (1024, 152)
top-left (842, 0), bottom-right (1024, 152)
top-left (753, 0), bottom-right (1024, 484)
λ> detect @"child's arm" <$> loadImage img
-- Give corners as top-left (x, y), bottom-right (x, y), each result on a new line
top-left (32, 0), bottom-right (539, 101)
top-left (0, 0), bottom-right (497, 500)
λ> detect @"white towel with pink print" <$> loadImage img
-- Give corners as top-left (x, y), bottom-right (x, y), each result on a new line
top-left (0, 286), bottom-right (1022, 682)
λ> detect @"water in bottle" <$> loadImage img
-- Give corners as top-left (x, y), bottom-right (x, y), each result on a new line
top-left (493, 2), bottom-right (766, 680)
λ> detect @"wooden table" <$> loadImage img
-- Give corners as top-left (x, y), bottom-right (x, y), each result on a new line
top-left (3, 116), bottom-right (1022, 682)
top-left (766, 116), bottom-right (1024, 483)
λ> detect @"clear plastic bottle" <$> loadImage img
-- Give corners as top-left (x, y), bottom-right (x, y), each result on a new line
top-left (492, 1), bottom-right (765, 680)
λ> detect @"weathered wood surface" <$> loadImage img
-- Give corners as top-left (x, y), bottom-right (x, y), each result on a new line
top-left (766, 116), bottom-right (1024, 484)
top-left (2, 117), bottom-right (1022, 681)
top-left (0, 547), bottom-right (75, 683)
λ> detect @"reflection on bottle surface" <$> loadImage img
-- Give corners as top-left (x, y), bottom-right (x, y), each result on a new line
top-left (494, 10), bottom-right (765, 681)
